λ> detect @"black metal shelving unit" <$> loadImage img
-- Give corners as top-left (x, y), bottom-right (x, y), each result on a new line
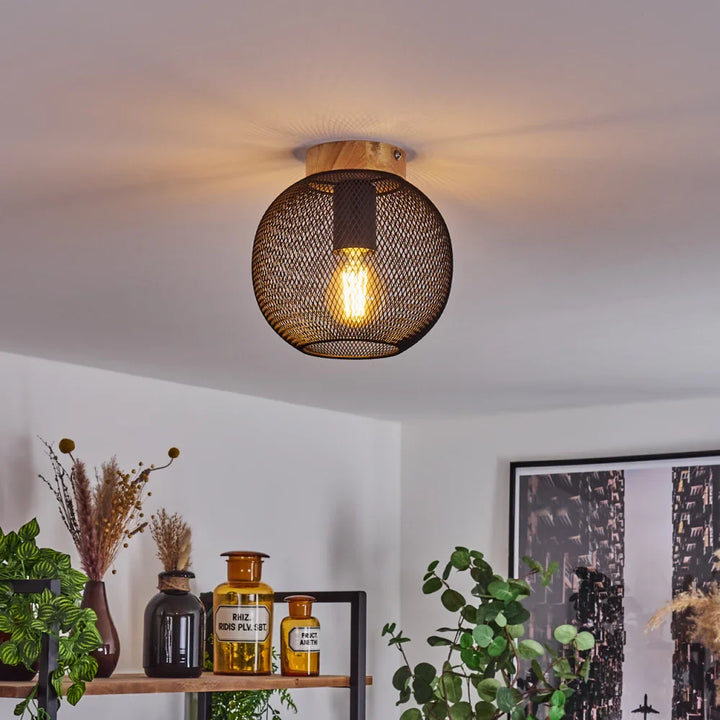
top-left (5, 584), bottom-right (367, 720)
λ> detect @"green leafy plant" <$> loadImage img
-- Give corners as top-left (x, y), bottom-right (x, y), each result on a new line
top-left (204, 639), bottom-right (296, 720)
top-left (383, 547), bottom-right (595, 720)
top-left (0, 518), bottom-right (102, 719)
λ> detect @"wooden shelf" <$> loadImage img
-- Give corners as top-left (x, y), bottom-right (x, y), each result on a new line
top-left (0, 672), bottom-right (373, 698)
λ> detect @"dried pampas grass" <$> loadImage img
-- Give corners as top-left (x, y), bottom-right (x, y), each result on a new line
top-left (39, 438), bottom-right (179, 580)
top-left (647, 583), bottom-right (720, 654)
top-left (648, 554), bottom-right (720, 698)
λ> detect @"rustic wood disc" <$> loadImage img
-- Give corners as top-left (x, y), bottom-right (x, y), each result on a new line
top-left (305, 140), bottom-right (406, 177)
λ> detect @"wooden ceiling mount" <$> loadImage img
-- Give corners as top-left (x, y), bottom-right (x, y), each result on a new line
top-left (305, 140), bottom-right (407, 178)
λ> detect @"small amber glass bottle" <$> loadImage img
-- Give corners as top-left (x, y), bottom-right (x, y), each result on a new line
top-left (213, 551), bottom-right (273, 675)
top-left (281, 595), bottom-right (320, 676)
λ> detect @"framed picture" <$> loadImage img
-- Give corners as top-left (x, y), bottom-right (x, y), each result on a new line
top-left (509, 451), bottom-right (720, 720)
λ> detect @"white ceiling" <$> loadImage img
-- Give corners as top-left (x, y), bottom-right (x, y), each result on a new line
top-left (2, 1), bottom-right (720, 419)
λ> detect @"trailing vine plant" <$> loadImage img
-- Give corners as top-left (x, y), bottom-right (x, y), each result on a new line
top-left (383, 547), bottom-right (595, 720)
top-left (0, 519), bottom-right (102, 719)
top-left (204, 639), bottom-right (296, 720)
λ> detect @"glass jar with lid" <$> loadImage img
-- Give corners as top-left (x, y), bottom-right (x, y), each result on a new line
top-left (213, 551), bottom-right (273, 674)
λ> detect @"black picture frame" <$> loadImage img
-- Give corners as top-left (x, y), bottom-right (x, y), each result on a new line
top-left (509, 450), bottom-right (720, 720)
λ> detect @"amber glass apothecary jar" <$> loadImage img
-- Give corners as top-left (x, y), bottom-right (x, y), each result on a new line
top-left (213, 551), bottom-right (273, 675)
top-left (281, 595), bottom-right (320, 676)
top-left (143, 570), bottom-right (204, 678)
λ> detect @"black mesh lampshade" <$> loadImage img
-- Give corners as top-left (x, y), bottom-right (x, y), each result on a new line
top-left (251, 141), bottom-right (453, 359)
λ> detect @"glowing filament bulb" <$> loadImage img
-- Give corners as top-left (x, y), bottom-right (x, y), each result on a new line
top-left (341, 254), bottom-right (369, 320)
top-left (327, 248), bottom-right (382, 327)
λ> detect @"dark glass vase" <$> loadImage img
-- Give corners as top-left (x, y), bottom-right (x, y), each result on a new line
top-left (143, 570), bottom-right (205, 678)
top-left (81, 580), bottom-right (120, 677)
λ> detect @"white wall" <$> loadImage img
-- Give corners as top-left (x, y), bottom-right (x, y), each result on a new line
top-left (400, 398), bottom-right (720, 647)
top-left (0, 351), bottom-right (401, 720)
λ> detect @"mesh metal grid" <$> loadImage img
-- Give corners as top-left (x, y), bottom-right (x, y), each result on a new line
top-left (251, 170), bottom-right (453, 359)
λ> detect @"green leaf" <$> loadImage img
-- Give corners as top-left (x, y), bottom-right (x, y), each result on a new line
top-left (461, 605), bottom-right (478, 623)
top-left (0, 615), bottom-right (13, 633)
top-left (32, 560), bottom-right (57, 579)
top-left (496, 686), bottom-right (520, 713)
top-left (392, 665), bottom-right (412, 691)
top-left (460, 632), bottom-right (473, 649)
top-left (18, 638), bottom-right (41, 666)
top-left (460, 647), bottom-right (480, 670)
top-left (531, 660), bottom-right (546, 684)
top-left (75, 628), bottom-right (101, 653)
top-left (423, 576), bottom-right (443, 594)
top-left (414, 662), bottom-right (436, 684)
top-left (427, 636), bottom-right (453, 647)
top-left (551, 690), bottom-right (566, 707)
top-left (494, 611), bottom-right (507, 628)
top-left (427, 560), bottom-right (440, 573)
top-left (66, 681), bottom-right (85, 706)
top-left (0, 640), bottom-right (20, 666)
top-left (442, 562), bottom-right (453, 581)
top-left (575, 631), bottom-right (595, 651)
top-left (507, 624), bottom-right (525, 638)
top-left (549, 706), bottom-right (565, 720)
top-left (579, 656), bottom-right (591, 681)
top-left (72, 655), bottom-right (98, 682)
top-left (475, 701), bottom-right (497, 720)
top-left (440, 671), bottom-right (463, 703)
top-left (399, 709), bottom-right (422, 720)
top-left (441, 589), bottom-right (465, 612)
top-left (517, 639), bottom-right (545, 659)
top-left (511, 706), bottom-right (526, 720)
top-left (504, 601), bottom-right (531, 625)
top-left (553, 658), bottom-right (573, 679)
top-left (412, 678), bottom-right (434, 704)
top-left (553, 625), bottom-right (577, 644)
top-left (488, 580), bottom-right (513, 602)
top-left (16, 542), bottom-right (40, 562)
top-left (425, 702), bottom-right (448, 720)
top-left (487, 635), bottom-right (507, 657)
top-left (451, 548), bottom-right (471, 570)
top-left (473, 624), bottom-right (494, 648)
top-left (476, 677), bottom-right (500, 701)
top-left (450, 701), bottom-right (473, 720)
top-left (18, 519), bottom-right (40, 541)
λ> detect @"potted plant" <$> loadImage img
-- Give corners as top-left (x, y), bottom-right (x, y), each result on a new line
top-left (0, 518), bottom-right (102, 719)
top-left (383, 547), bottom-right (595, 720)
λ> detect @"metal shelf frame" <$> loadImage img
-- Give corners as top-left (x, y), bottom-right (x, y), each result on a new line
top-left (6, 584), bottom-right (367, 720)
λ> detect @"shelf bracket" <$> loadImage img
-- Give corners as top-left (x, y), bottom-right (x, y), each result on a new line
top-left (10, 579), bottom-right (61, 720)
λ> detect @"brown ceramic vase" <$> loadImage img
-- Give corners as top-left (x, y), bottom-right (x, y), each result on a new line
top-left (81, 580), bottom-right (120, 677)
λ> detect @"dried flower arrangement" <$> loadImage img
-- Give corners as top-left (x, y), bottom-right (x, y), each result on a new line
top-left (647, 550), bottom-right (720, 649)
top-left (39, 438), bottom-right (180, 581)
top-left (150, 509), bottom-right (192, 573)
top-left (647, 550), bottom-right (720, 693)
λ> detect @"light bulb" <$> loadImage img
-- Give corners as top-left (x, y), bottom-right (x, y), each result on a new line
top-left (326, 248), bottom-right (382, 327)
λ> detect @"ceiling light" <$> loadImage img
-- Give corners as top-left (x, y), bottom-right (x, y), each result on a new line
top-left (251, 140), bottom-right (453, 359)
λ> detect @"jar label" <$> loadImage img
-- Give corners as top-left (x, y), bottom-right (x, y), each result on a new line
top-left (215, 605), bottom-right (271, 643)
top-left (289, 626), bottom-right (320, 653)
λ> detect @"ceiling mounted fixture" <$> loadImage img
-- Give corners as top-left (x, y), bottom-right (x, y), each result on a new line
top-left (251, 140), bottom-right (453, 359)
